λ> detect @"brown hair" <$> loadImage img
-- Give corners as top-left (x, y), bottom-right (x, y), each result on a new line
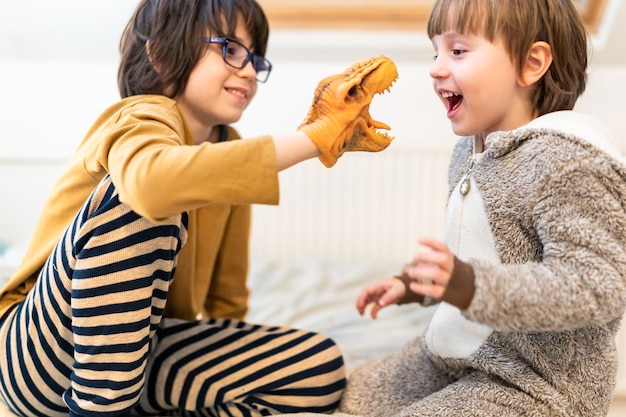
top-left (118, 0), bottom-right (270, 98)
top-left (427, 0), bottom-right (588, 116)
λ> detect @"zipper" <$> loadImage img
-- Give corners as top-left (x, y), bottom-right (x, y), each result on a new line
top-left (459, 155), bottom-right (475, 196)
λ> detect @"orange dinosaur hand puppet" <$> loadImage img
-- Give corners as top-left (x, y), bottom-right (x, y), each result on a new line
top-left (298, 55), bottom-right (398, 167)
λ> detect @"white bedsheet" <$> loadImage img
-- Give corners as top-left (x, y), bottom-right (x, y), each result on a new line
top-left (247, 258), bottom-right (435, 371)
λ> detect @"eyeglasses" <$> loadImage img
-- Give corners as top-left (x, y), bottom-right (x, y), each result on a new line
top-left (204, 37), bottom-right (272, 83)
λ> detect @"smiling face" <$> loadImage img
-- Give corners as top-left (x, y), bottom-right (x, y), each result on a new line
top-left (430, 30), bottom-right (535, 139)
top-left (174, 19), bottom-right (258, 144)
top-left (426, 0), bottom-right (588, 121)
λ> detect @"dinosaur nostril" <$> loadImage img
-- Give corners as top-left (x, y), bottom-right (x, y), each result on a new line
top-left (348, 85), bottom-right (359, 97)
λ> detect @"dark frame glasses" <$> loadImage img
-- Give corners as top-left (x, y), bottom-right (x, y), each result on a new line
top-left (204, 37), bottom-right (272, 83)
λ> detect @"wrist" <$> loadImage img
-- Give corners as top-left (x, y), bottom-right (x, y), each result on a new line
top-left (298, 124), bottom-right (343, 167)
top-left (272, 131), bottom-right (321, 171)
top-left (394, 273), bottom-right (425, 305)
top-left (441, 256), bottom-right (476, 310)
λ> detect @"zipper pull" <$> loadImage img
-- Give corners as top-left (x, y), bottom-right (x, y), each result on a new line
top-left (460, 156), bottom-right (475, 196)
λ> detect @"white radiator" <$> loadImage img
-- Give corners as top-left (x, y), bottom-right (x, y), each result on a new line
top-left (249, 147), bottom-right (452, 264)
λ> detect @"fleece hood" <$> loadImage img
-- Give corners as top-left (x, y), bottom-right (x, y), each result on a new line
top-left (522, 110), bottom-right (623, 163)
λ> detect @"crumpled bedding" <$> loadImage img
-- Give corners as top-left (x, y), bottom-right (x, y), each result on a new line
top-left (246, 258), bottom-right (435, 416)
top-left (0, 245), bottom-right (435, 416)
top-left (247, 258), bottom-right (435, 371)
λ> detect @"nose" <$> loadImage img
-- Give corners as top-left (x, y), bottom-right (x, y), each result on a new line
top-left (237, 59), bottom-right (257, 80)
top-left (429, 55), bottom-right (448, 80)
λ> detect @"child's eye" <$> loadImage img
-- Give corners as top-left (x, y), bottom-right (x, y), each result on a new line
top-left (452, 49), bottom-right (464, 56)
top-left (225, 46), bottom-right (239, 57)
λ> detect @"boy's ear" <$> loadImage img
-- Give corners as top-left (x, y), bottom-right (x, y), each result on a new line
top-left (145, 40), bottom-right (160, 72)
top-left (519, 41), bottom-right (552, 87)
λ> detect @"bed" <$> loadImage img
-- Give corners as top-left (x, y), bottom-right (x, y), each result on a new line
top-left (0, 247), bottom-right (435, 417)
top-left (0, 148), bottom-right (449, 416)
top-left (2, 148), bottom-right (626, 417)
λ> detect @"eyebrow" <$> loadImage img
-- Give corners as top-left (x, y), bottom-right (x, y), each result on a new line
top-left (435, 31), bottom-right (470, 41)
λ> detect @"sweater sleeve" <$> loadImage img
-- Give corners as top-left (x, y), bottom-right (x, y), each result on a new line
top-left (0, 97), bottom-right (281, 318)
top-left (90, 99), bottom-right (280, 223)
top-left (463, 160), bottom-right (626, 332)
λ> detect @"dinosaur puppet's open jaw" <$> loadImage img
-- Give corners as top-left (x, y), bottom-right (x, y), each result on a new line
top-left (297, 55), bottom-right (399, 167)
top-left (340, 56), bottom-right (399, 151)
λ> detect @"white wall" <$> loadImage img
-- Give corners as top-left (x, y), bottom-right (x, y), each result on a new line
top-left (1, 1), bottom-right (625, 244)
top-left (1, 1), bottom-right (625, 158)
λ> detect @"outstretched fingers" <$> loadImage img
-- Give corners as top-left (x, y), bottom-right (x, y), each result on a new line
top-left (356, 277), bottom-right (405, 319)
top-left (405, 237), bottom-right (455, 300)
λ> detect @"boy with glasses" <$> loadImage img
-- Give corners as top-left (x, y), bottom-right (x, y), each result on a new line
top-left (0, 0), bottom-right (395, 416)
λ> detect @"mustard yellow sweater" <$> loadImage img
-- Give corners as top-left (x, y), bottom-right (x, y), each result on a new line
top-left (0, 95), bottom-right (279, 321)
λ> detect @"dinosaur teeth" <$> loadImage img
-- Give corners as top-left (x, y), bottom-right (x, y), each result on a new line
top-left (382, 81), bottom-right (397, 95)
top-left (371, 120), bottom-right (391, 130)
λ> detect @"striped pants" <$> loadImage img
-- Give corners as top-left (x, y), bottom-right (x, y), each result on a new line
top-left (0, 175), bottom-right (346, 417)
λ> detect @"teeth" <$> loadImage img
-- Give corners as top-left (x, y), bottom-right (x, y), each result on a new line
top-left (228, 88), bottom-right (247, 98)
top-left (441, 91), bottom-right (460, 98)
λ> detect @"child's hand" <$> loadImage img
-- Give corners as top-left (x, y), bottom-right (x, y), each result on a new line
top-left (404, 237), bottom-right (455, 300)
top-left (298, 55), bottom-right (398, 167)
top-left (356, 277), bottom-right (406, 319)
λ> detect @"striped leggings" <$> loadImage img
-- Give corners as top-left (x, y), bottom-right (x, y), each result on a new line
top-left (0, 175), bottom-right (346, 417)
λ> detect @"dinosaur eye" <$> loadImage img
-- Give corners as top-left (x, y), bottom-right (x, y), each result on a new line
top-left (348, 85), bottom-right (359, 97)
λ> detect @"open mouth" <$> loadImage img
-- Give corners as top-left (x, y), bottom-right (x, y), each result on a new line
top-left (367, 115), bottom-right (392, 141)
top-left (354, 59), bottom-right (398, 145)
top-left (442, 91), bottom-right (463, 112)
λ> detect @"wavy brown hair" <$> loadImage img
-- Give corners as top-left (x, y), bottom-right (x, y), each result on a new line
top-left (427, 0), bottom-right (588, 116)
top-left (118, 0), bottom-right (270, 98)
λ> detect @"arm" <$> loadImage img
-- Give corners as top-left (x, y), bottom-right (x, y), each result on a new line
top-left (405, 166), bottom-right (626, 332)
top-left (99, 56), bottom-right (398, 222)
top-left (356, 250), bottom-right (453, 319)
top-left (464, 166), bottom-right (626, 331)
